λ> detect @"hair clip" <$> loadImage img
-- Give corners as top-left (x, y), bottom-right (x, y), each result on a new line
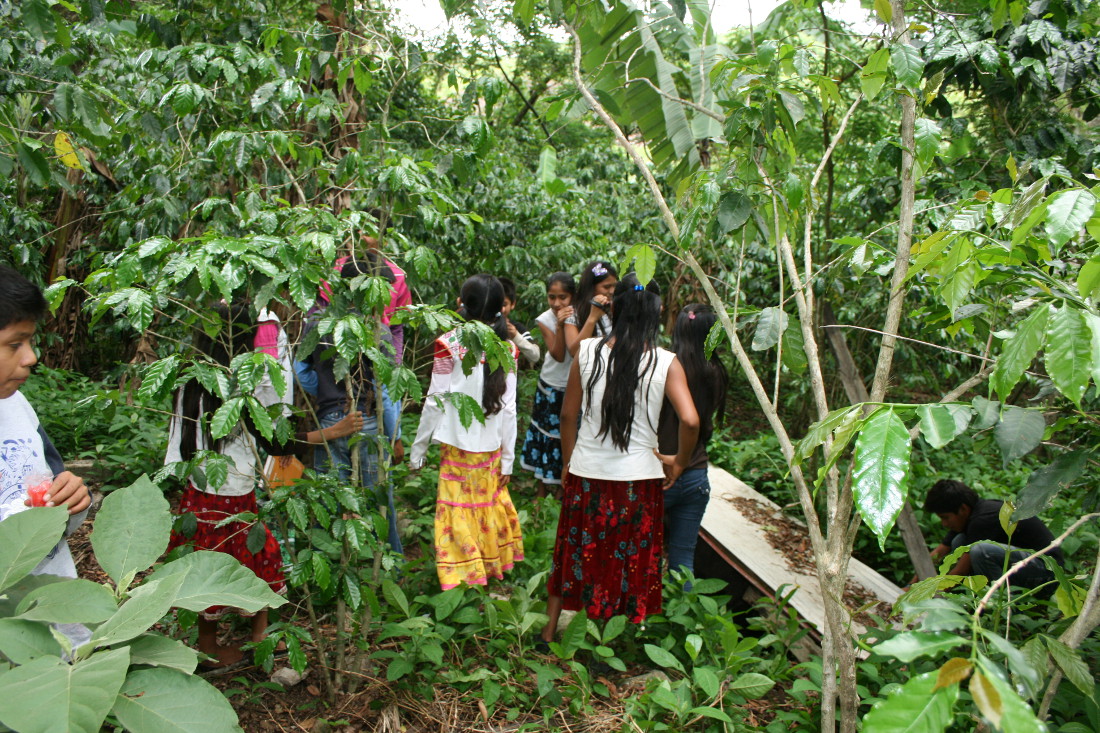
top-left (495, 311), bottom-right (502, 318)
top-left (633, 284), bottom-right (644, 291)
top-left (688, 310), bottom-right (696, 319)
top-left (591, 263), bottom-right (608, 277)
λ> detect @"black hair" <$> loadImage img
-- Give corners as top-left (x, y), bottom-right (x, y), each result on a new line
top-left (341, 254), bottom-right (395, 283)
top-left (0, 266), bottom-right (48, 331)
top-left (547, 271), bottom-right (576, 295)
top-left (573, 260), bottom-right (618, 335)
top-left (499, 277), bottom-right (517, 304)
top-left (178, 304), bottom-right (256, 462)
top-left (924, 479), bottom-right (979, 514)
top-left (458, 274), bottom-right (509, 416)
top-left (671, 304), bottom-right (728, 440)
top-left (584, 273), bottom-right (662, 451)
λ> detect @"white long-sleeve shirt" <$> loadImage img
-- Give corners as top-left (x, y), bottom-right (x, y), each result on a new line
top-left (410, 330), bottom-right (518, 474)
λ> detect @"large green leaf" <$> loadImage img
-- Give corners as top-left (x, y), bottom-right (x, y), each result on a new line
top-left (971, 396), bottom-right (1001, 430)
top-left (727, 672), bottom-right (775, 699)
top-left (917, 404), bottom-right (972, 449)
top-left (891, 42), bottom-right (925, 89)
top-left (974, 659), bottom-right (1045, 733)
top-left (1088, 312), bottom-right (1100, 389)
top-left (862, 671), bottom-right (958, 732)
top-left (88, 574), bottom-right (187, 650)
top-left (0, 507), bottom-right (68, 594)
top-left (1044, 636), bottom-right (1095, 698)
top-left (1044, 188), bottom-right (1096, 252)
top-left (121, 634), bottom-right (199, 674)
top-left (995, 406), bottom-right (1046, 465)
top-left (853, 409), bottom-right (912, 549)
top-left (913, 118), bottom-right (942, 167)
top-left (91, 475), bottom-right (172, 588)
top-left (1014, 451), bottom-right (1089, 521)
top-left (16, 578), bottom-right (118, 624)
top-left (644, 643), bottom-right (685, 673)
top-left (141, 550), bottom-right (286, 614)
top-left (795, 405), bottom-right (863, 464)
top-left (716, 191), bottom-right (751, 234)
top-left (1045, 306), bottom-right (1092, 406)
top-left (0, 647), bottom-right (130, 733)
top-left (1078, 257), bottom-right (1100, 300)
top-left (873, 632), bottom-right (965, 663)
top-left (990, 307), bottom-right (1048, 401)
top-left (112, 667), bottom-right (244, 732)
top-left (0, 618), bottom-right (63, 664)
top-left (752, 306), bottom-right (788, 351)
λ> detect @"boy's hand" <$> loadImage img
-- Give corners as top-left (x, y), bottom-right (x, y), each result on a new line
top-left (43, 472), bottom-right (90, 514)
top-left (506, 321), bottom-right (518, 339)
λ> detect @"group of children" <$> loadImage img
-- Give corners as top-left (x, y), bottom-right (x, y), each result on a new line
top-left (409, 260), bottom-right (728, 649)
top-left (0, 253), bottom-right (729, 667)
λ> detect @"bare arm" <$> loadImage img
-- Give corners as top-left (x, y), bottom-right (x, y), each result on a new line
top-left (559, 359), bottom-right (583, 477)
top-left (946, 551), bottom-right (972, 577)
top-left (660, 358), bottom-right (700, 489)
top-left (564, 298), bottom-right (608, 357)
top-left (540, 308), bottom-right (573, 363)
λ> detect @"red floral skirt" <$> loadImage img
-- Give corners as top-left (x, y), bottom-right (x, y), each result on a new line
top-left (547, 473), bottom-right (664, 622)
top-left (167, 486), bottom-right (286, 620)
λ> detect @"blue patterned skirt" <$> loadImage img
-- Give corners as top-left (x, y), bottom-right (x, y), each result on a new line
top-left (520, 379), bottom-right (565, 485)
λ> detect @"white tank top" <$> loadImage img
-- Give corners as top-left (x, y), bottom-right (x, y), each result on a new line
top-left (568, 340), bottom-right (676, 481)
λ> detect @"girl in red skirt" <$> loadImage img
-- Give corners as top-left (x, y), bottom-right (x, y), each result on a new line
top-left (540, 274), bottom-right (699, 645)
top-left (166, 306), bottom-right (361, 668)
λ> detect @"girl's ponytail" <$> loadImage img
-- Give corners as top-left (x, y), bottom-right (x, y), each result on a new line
top-left (458, 274), bottom-right (509, 416)
top-left (584, 273), bottom-right (662, 451)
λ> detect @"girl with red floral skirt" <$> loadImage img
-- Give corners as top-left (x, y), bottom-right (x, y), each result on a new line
top-left (540, 274), bottom-right (699, 644)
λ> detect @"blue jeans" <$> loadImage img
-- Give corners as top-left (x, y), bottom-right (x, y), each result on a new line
top-left (315, 410), bottom-right (402, 555)
top-left (664, 467), bottom-right (710, 578)
top-left (950, 535), bottom-right (1054, 590)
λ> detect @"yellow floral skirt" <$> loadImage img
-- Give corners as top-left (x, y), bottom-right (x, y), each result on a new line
top-left (434, 443), bottom-right (524, 590)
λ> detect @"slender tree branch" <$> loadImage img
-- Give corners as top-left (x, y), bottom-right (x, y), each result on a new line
top-left (975, 513), bottom-right (1100, 620)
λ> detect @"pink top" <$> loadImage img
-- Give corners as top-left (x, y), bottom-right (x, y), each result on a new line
top-left (318, 256), bottom-right (410, 326)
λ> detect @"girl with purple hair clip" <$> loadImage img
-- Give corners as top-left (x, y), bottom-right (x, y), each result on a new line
top-left (563, 260), bottom-right (618, 358)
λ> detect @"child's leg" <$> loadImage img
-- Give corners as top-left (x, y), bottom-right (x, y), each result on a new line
top-left (250, 610), bottom-right (269, 644)
top-left (198, 617), bottom-right (243, 666)
top-left (541, 594), bottom-right (564, 643)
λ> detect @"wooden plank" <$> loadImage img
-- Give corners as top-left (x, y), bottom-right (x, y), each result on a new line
top-left (702, 464), bottom-right (903, 636)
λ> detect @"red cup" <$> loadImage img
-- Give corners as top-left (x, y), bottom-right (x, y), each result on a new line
top-left (26, 479), bottom-right (51, 507)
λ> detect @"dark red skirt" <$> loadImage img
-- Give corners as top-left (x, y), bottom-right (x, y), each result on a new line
top-left (547, 473), bottom-right (664, 622)
top-left (167, 486), bottom-right (286, 620)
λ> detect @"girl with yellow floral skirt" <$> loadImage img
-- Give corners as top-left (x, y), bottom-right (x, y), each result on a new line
top-left (410, 274), bottom-right (524, 590)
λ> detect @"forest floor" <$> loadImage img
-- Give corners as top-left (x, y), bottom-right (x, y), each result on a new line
top-left (68, 485), bottom-right (803, 732)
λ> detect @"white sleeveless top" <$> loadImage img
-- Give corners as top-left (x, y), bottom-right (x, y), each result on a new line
top-left (568, 340), bottom-right (676, 481)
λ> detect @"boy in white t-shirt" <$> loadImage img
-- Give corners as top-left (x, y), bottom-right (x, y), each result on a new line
top-left (0, 266), bottom-right (91, 580)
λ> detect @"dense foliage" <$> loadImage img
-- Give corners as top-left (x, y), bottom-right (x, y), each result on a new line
top-left (1, 0), bottom-right (1098, 730)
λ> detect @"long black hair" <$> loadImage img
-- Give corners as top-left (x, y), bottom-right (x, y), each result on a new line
top-left (458, 274), bottom-right (509, 416)
top-left (572, 260), bottom-right (617, 333)
top-left (179, 304), bottom-right (255, 462)
top-left (584, 273), bottom-right (662, 451)
top-left (547, 271), bottom-right (576, 296)
top-left (671, 304), bottom-right (728, 439)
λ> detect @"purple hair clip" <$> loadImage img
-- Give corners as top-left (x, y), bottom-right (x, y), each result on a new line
top-left (688, 310), bottom-right (696, 319)
top-left (591, 263), bottom-right (608, 277)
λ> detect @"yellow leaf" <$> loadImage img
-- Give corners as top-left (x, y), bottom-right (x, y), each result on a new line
top-left (53, 132), bottom-right (85, 171)
top-left (970, 671), bottom-right (1003, 729)
top-left (934, 657), bottom-right (972, 690)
